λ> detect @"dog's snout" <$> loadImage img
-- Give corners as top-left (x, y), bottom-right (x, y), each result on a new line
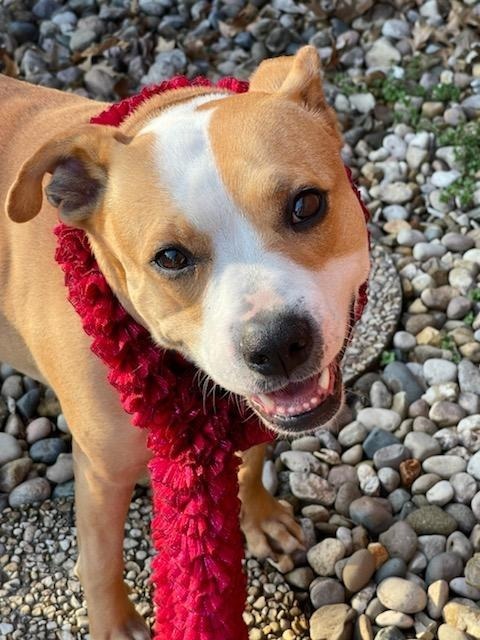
top-left (240, 313), bottom-right (313, 377)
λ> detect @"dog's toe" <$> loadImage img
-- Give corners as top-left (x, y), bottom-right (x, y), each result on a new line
top-left (241, 491), bottom-right (305, 561)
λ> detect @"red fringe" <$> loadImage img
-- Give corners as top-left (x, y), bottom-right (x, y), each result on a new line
top-left (53, 76), bottom-right (369, 640)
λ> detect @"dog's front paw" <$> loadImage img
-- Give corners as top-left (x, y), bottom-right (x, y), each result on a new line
top-left (90, 609), bottom-right (151, 640)
top-left (240, 489), bottom-right (305, 560)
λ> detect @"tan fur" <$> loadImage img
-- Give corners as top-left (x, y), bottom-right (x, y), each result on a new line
top-left (0, 51), bottom-right (350, 638)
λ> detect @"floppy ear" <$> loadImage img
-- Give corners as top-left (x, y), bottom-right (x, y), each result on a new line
top-left (6, 125), bottom-right (129, 224)
top-left (249, 46), bottom-right (339, 137)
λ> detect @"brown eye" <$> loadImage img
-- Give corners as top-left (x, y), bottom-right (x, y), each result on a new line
top-left (153, 247), bottom-right (190, 271)
top-left (290, 189), bottom-right (327, 226)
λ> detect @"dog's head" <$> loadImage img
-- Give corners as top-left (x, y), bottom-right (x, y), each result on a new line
top-left (7, 47), bottom-right (370, 435)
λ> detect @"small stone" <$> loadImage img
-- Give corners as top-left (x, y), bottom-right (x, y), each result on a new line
top-left (262, 460), bottom-right (278, 495)
top-left (422, 456), bottom-right (466, 479)
top-left (428, 401), bottom-right (465, 427)
top-left (375, 611), bottom-right (413, 628)
top-left (309, 577), bottom-right (345, 608)
top-left (355, 614), bottom-right (373, 640)
top-left (399, 459), bottom-right (421, 487)
top-left (0, 458), bottom-right (32, 493)
top-left (310, 604), bottom-right (355, 640)
top-left (458, 360), bottom-right (480, 395)
top-left (0, 433), bottom-right (22, 466)
top-left (466, 451), bottom-right (480, 480)
top-left (423, 359), bottom-right (458, 386)
top-left (285, 567), bottom-right (314, 590)
top-left (427, 580), bottom-right (449, 619)
top-left (418, 535), bottom-right (447, 561)
top-left (379, 521), bottom-right (418, 563)
top-left (342, 550), bottom-right (376, 593)
top-left (46, 453), bottom-right (74, 484)
top-left (425, 552), bottom-right (464, 585)
top-left (445, 504), bottom-right (476, 535)
top-left (363, 429), bottom-right (400, 458)
top-left (383, 362), bottom-right (424, 404)
top-left (26, 417), bottom-right (53, 444)
top-left (350, 497), bottom-right (394, 535)
top-left (447, 531), bottom-right (473, 563)
top-left (426, 481), bottom-right (454, 506)
top-left (374, 628), bottom-right (405, 640)
top-left (412, 474), bottom-right (442, 495)
top-left (339, 422), bottom-right (368, 448)
top-left (443, 602), bottom-right (480, 637)
top-left (438, 624), bottom-right (470, 640)
top-left (406, 506), bottom-right (457, 535)
top-left (404, 433), bottom-right (441, 462)
top-left (377, 577), bottom-right (427, 614)
top-left (378, 467), bottom-right (400, 492)
top-left (373, 444), bottom-right (410, 470)
top-left (335, 482), bottom-right (362, 517)
top-left (281, 451), bottom-right (324, 474)
top-left (29, 438), bottom-right (67, 465)
top-left (447, 297), bottom-right (472, 320)
top-left (8, 477), bottom-right (51, 507)
top-left (375, 558), bottom-right (407, 584)
top-left (307, 539), bottom-right (345, 576)
top-left (16, 388), bottom-right (41, 419)
top-left (350, 93), bottom-right (376, 114)
top-left (450, 473), bottom-right (477, 505)
top-left (450, 577), bottom-right (480, 600)
top-left (465, 553), bottom-right (480, 589)
top-left (357, 409), bottom-right (401, 433)
top-left (1, 375), bottom-right (23, 399)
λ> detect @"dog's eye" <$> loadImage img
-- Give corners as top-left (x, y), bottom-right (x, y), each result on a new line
top-left (153, 247), bottom-right (190, 271)
top-left (290, 189), bottom-right (327, 226)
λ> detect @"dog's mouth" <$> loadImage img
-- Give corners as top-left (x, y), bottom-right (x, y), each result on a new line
top-left (248, 360), bottom-right (343, 434)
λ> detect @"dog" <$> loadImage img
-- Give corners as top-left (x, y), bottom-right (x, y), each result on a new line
top-left (0, 45), bottom-right (370, 639)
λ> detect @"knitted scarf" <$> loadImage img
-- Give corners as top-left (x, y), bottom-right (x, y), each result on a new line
top-left (53, 76), bottom-right (370, 640)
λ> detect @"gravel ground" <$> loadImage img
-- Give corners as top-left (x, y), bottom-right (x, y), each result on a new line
top-left (2, 1), bottom-right (480, 639)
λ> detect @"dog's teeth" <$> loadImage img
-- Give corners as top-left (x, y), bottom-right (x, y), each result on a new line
top-left (319, 368), bottom-right (330, 390)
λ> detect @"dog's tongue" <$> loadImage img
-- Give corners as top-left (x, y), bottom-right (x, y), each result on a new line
top-left (251, 367), bottom-right (333, 418)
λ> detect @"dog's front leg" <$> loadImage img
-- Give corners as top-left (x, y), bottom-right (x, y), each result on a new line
top-left (73, 439), bottom-right (151, 640)
top-left (238, 443), bottom-right (305, 560)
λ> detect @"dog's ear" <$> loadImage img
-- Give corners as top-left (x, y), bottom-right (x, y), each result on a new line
top-left (249, 46), bottom-right (333, 118)
top-left (6, 125), bottom-right (130, 224)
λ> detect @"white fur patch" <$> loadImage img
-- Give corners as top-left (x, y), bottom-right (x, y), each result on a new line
top-left (142, 97), bottom-right (369, 395)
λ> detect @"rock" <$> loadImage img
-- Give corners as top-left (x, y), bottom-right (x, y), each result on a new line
top-left (1, 374), bottom-right (23, 399)
top-left (450, 473), bottom-right (477, 504)
top-left (450, 577), bottom-right (480, 600)
top-left (8, 478), bottom-right (51, 507)
top-left (447, 297), bottom-right (472, 320)
top-left (423, 359), bottom-right (458, 386)
top-left (350, 497), bottom-right (394, 535)
top-left (329, 465), bottom-right (358, 488)
top-left (339, 422), bottom-right (368, 448)
top-left (374, 628), bottom-right (405, 640)
top-left (378, 467), bottom-right (400, 493)
top-left (404, 432), bottom-right (441, 461)
top-left (466, 451), bottom-right (480, 480)
top-left (291, 436), bottom-right (321, 452)
top-left (425, 552), bottom-right (464, 585)
top-left (0, 433), bottom-right (22, 466)
top-left (437, 624), bottom-right (470, 640)
top-left (0, 458), bottom-right (32, 493)
top-left (375, 558), bottom-right (407, 583)
top-left (426, 480), bottom-right (454, 506)
top-left (310, 604), bottom-right (356, 640)
top-left (350, 93), bottom-right (376, 114)
top-left (427, 579), bottom-right (449, 619)
top-left (26, 417), bottom-right (53, 444)
top-left (366, 38), bottom-right (401, 68)
top-left (16, 388), bottom-right (41, 419)
top-left (399, 459), bottom-right (421, 487)
top-left (443, 602), bottom-right (480, 637)
top-left (458, 360), bottom-right (480, 395)
top-left (262, 460), bottom-right (278, 495)
top-left (357, 409), bottom-right (401, 433)
top-left (52, 480), bottom-right (75, 499)
top-left (375, 611), bottom-right (413, 628)
top-left (406, 506), bottom-right (457, 536)
top-left (285, 566), bottom-right (314, 590)
top-left (290, 472), bottom-right (336, 506)
top-left (377, 577), bottom-right (427, 614)
top-left (422, 456), bottom-right (467, 479)
top-left (29, 438), bottom-right (67, 465)
top-left (382, 18), bottom-right (410, 39)
top-left (281, 451), bottom-right (324, 474)
top-left (383, 362), bottom-right (424, 404)
top-left (342, 550), bottom-right (376, 593)
top-left (335, 482), bottom-right (362, 517)
top-left (46, 453), bottom-right (74, 484)
top-left (429, 401), bottom-right (465, 427)
top-left (373, 444), bottom-right (410, 470)
top-left (310, 577), bottom-right (345, 608)
top-left (447, 531), bottom-right (473, 563)
top-left (4, 413), bottom-right (25, 438)
top-left (418, 535), bottom-right (447, 561)
top-left (445, 504), bottom-right (476, 535)
top-left (355, 614), bottom-right (373, 640)
top-left (307, 539), bottom-right (345, 576)
top-left (379, 521), bottom-right (418, 563)
top-left (363, 429), bottom-right (400, 458)
top-left (465, 553), bottom-right (480, 589)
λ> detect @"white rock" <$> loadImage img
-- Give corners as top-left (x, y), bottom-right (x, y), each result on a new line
top-left (426, 480), bottom-right (454, 506)
top-left (423, 359), bottom-right (458, 386)
top-left (431, 170), bottom-right (461, 188)
top-left (349, 92), bottom-right (376, 113)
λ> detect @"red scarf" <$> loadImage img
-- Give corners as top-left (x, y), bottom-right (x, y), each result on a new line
top-left (54, 76), bottom-right (369, 640)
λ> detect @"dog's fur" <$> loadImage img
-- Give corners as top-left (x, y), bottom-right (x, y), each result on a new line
top-left (0, 47), bottom-right (369, 638)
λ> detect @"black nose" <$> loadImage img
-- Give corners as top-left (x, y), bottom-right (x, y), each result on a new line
top-left (240, 312), bottom-right (314, 377)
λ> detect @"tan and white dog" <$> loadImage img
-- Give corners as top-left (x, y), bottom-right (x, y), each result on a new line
top-left (0, 46), bottom-right (369, 639)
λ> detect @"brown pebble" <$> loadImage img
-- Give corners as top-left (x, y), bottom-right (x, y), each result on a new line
top-left (342, 550), bottom-right (376, 593)
top-left (400, 458), bottom-right (421, 487)
top-left (367, 542), bottom-right (389, 569)
top-left (354, 613), bottom-right (373, 640)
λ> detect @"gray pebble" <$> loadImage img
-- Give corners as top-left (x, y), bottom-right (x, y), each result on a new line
top-left (8, 478), bottom-right (51, 508)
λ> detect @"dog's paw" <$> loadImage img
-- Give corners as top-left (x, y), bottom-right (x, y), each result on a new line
top-left (240, 489), bottom-right (305, 560)
top-left (90, 608), bottom-right (151, 640)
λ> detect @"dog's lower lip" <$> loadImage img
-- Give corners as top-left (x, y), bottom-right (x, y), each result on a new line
top-left (250, 364), bottom-right (335, 419)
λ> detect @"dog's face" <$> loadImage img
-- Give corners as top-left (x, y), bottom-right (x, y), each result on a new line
top-left (7, 47), bottom-right (369, 434)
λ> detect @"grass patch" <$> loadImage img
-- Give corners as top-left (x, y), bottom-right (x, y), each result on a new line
top-left (438, 121), bottom-right (480, 208)
top-left (440, 335), bottom-right (461, 364)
